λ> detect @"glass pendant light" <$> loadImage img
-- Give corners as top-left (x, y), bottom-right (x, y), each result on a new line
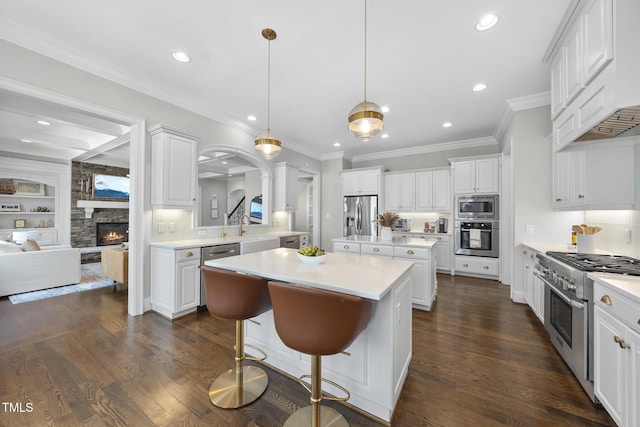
top-left (348, 0), bottom-right (384, 141)
top-left (255, 28), bottom-right (282, 160)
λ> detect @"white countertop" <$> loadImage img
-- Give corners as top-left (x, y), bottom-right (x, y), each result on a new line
top-left (333, 235), bottom-right (438, 248)
top-left (150, 231), bottom-right (308, 250)
top-left (204, 247), bottom-right (414, 300)
top-left (588, 272), bottom-right (640, 303)
top-left (522, 242), bottom-right (617, 256)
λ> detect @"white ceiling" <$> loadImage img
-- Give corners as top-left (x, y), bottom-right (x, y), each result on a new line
top-left (0, 0), bottom-right (572, 164)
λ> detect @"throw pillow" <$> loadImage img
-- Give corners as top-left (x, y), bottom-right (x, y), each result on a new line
top-left (21, 238), bottom-right (41, 252)
top-left (0, 240), bottom-right (23, 254)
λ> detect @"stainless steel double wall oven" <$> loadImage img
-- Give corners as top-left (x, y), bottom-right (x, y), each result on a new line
top-left (454, 194), bottom-right (499, 258)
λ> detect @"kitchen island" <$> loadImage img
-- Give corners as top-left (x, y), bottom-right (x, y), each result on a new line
top-left (333, 235), bottom-right (438, 310)
top-left (204, 247), bottom-right (413, 423)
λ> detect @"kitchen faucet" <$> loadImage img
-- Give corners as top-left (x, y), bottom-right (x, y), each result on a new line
top-left (239, 214), bottom-right (251, 236)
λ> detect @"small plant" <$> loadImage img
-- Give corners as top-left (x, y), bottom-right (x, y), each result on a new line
top-left (373, 212), bottom-right (400, 227)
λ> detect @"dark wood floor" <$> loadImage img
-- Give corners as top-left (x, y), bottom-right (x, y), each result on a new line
top-left (0, 274), bottom-right (615, 426)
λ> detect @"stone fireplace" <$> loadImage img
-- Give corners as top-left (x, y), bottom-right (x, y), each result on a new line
top-left (96, 222), bottom-right (128, 246)
top-left (72, 161), bottom-right (129, 263)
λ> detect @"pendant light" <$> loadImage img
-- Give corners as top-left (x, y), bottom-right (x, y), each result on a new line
top-left (348, 0), bottom-right (384, 141)
top-left (255, 28), bottom-right (282, 160)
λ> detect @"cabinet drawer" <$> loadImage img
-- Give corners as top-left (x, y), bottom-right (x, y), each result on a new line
top-left (594, 282), bottom-right (640, 334)
top-left (176, 248), bottom-right (200, 262)
top-left (333, 242), bottom-right (361, 254)
top-left (393, 246), bottom-right (429, 260)
top-left (361, 243), bottom-right (394, 257)
top-left (455, 256), bottom-right (498, 276)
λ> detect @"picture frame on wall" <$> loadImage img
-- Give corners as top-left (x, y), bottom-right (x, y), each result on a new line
top-left (13, 219), bottom-right (26, 229)
top-left (14, 180), bottom-right (45, 196)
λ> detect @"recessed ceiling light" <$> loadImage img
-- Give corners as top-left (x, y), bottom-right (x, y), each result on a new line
top-left (20, 139), bottom-right (33, 143)
top-left (333, 142), bottom-right (341, 147)
top-left (37, 120), bottom-right (50, 126)
top-left (473, 83), bottom-right (487, 92)
top-left (221, 161), bottom-right (228, 165)
top-left (247, 115), bottom-right (257, 121)
top-left (381, 133), bottom-right (389, 139)
top-left (171, 50), bottom-right (191, 63)
top-left (476, 14), bottom-right (498, 31)
top-left (443, 122), bottom-right (453, 128)
top-left (381, 106), bottom-right (390, 113)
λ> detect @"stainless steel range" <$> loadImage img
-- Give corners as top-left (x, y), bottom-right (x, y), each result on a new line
top-left (536, 251), bottom-right (640, 402)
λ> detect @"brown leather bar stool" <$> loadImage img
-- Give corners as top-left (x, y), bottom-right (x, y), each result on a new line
top-left (201, 266), bottom-right (272, 409)
top-left (267, 281), bottom-right (372, 427)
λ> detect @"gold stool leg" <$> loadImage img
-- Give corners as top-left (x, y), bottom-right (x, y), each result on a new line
top-left (209, 320), bottom-right (268, 408)
top-left (284, 355), bottom-right (349, 427)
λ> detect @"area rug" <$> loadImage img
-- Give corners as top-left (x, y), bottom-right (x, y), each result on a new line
top-left (8, 263), bottom-right (116, 304)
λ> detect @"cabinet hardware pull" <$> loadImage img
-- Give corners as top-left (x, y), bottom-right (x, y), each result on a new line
top-left (530, 254), bottom-right (534, 260)
top-left (483, 265), bottom-right (489, 269)
top-left (578, 194), bottom-right (584, 199)
top-left (407, 250), bottom-right (414, 255)
top-left (340, 351), bottom-right (351, 357)
top-left (344, 245), bottom-right (349, 249)
top-left (613, 336), bottom-right (630, 349)
top-left (600, 295), bottom-right (612, 305)
top-left (248, 319), bottom-right (261, 325)
top-left (463, 263), bottom-right (469, 267)
top-left (522, 250), bottom-right (527, 255)
top-left (185, 251), bottom-right (193, 257)
top-left (436, 237), bottom-right (441, 240)
top-left (555, 198), bottom-right (562, 202)
top-left (373, 247), bottom-right (380, 252)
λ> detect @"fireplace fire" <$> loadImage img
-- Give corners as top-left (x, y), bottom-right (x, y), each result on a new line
top-left (96, 222), bottom-right (128, 246)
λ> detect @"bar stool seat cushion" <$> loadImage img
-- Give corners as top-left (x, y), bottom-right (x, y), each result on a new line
top-left (202, 266), bottom-right (271, 320)
top-left (267, 282), bottom-right (372, 356)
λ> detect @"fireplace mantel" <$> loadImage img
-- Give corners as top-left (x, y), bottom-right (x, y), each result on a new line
top-left (77, 200), bottom-right (129, 218)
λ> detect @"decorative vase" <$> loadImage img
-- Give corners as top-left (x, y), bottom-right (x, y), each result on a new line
top-left (380, 226), bottom-right (393, 241)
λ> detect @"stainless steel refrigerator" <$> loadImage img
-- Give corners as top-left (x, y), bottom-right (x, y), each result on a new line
top-left (343, 195), bottom-right (378, 237)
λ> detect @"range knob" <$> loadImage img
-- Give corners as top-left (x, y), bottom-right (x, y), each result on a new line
top-left (566, 280), bottom-right (577, 292)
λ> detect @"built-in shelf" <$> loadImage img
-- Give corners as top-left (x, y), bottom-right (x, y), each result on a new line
top-left (77, 200), bottom-right (129, 218)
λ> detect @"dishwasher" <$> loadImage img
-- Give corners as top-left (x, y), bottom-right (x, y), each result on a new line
top-left (199, 243), bottom-right (240, 309)
top-left (280, 235), bottom-right (300, 249)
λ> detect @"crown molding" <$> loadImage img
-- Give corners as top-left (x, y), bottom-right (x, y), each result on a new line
top-left (320, 151), bottom-right (349, 161)
top-left (494, 91), bottom-right (551, 142)
top-left (351, 137), bottom-right (497, 163)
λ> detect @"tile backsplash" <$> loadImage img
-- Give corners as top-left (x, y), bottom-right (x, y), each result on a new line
top-left (583, 210), bottom-right (640, 257)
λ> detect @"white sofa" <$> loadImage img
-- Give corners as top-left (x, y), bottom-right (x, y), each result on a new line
top-left (0, 246), bottom-right (81, 297)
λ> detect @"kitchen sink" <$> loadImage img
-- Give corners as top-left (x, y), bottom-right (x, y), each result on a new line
top-left (239, 236), bottom-right (279, 254)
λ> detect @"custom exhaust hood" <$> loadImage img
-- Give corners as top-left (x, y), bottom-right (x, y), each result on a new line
top-left (574, 106), bottom-right (640, 142)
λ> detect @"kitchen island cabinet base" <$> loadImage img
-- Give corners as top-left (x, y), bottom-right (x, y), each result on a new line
top-left (244, 272), bottom-right (412, 423)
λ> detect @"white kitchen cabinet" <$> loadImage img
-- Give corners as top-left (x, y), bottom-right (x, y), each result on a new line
top-left (553, 143), bottom-right (634, 210)
top-left (342, 167), bottom-right (382, 196)
top-left (361, 243), bottom-right (394, 258)
top-left (452, 157), bottom-right (499, 194)
top-left (150, 246), bottom-right (200, 319)
top-left (274, 162), bottom-right (298, 212)
top-left (384, 172), bottom-right (415, 211)
top-left (416, 168), bottom-right (451, 212)
top-left (548, 0), bottom-right (640, 151)
top-left (522, 247), bottom-right (544, 323)
top-left (454, 255), bottom-right (499, 278)
top-left (393, 246), bottom-right (436, 311)
top-left (149, 125), bottom-right (198, 209)
top-left (332, 241), bottom-right (361, 255)
top-left (594, 279), bottom-right (640, 427)
top-left (552, 149), bottom-right (585, 209)
top-left (582, 0), bottom-right (614, 84)
top-left (414, 233), bottom-right (451, 274)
